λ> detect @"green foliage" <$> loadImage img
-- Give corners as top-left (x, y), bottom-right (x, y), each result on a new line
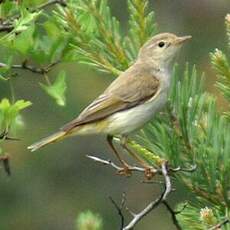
top-left (0, 98), bottom-right (31, 158)
top-left (54, 0), bottom-right (157, 74)
top-left (176, 204), bottom-right (230, 230)
top-left (0, 98), bottom-right (32, 132)
top-left (0, 0), bottom-right (69, 105)
top-left (0, 7), bottom-right (41, 43)
top-left (40, 71), bottom-right (67, 106)
top-left (211, 50), bottom-right (230, 103)
top-left (137, 66), bottom-right (207, 165)
top-left (134, 64), bottom-right (230, 226)
top-left (55, 0), bottom-right (127, 75)
top-left (210, 14), bottom-right (230, 120)
top-left (126, 138), bottom-right (163, 166)
top-left (0, 0), bottom-right (156, 106)
top-left (126, 0), bottom-right (157, 59)
top-left (76, 211), bottom-right (103, 230)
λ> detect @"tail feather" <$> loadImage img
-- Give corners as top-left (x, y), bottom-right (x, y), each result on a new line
top-left (28, 131), bottom-right (66, 152)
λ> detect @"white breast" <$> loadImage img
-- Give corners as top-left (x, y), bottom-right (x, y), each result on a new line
top-left (105, 90), bottom-right (167, 135)
top-left (105, 69), bottom-right (171, 135)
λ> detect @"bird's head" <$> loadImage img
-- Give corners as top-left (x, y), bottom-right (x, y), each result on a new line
top-left (138, 33), bottom-right (191, 68)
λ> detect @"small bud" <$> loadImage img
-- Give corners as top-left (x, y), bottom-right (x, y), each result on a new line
top-left (200, 207), bottom-right (217, 226)
top-left (76, 211), bottom-right (103, 230)
top-left (214, 49), bottom-right (223, 60)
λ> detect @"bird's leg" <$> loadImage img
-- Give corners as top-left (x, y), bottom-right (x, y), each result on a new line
top-left (107, 135), bottom-right (132, 176)
top-left (120, 136), bottom-right (155, 180)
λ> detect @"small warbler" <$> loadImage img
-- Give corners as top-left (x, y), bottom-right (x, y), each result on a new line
top-left (28, 33), bottom-right (191, 176)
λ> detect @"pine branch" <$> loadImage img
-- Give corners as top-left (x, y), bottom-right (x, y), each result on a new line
top-left (55, 1), bottom-right (127, 75)
top-left (211, 49), bottom-right (230, 102)
top-left (210, 15), bottom-right (230, 120)
top-left (125, 0), bottom-right (157, 59)
top-left (84, 0), bottom-right (129, 67)
top-left (55, 0), bottom-right (157, 74)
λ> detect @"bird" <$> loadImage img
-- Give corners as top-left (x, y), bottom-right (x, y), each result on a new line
top-left (28, 33), bottom-right (191, 177)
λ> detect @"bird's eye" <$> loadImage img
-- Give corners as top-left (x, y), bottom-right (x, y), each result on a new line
top-left (158, 41), bottom-right (165, 48)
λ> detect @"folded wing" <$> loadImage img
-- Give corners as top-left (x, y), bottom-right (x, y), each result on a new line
top-left (62, 64), bottom-right (160, 132)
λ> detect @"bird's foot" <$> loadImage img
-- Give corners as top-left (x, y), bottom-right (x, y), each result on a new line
top-left (144, 167), bottom-right (156, 180)
top-left (117, 164), bottom-right (132, 177)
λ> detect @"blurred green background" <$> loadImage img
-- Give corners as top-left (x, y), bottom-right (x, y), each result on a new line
top-left (0, 0), bottom-right (230, 229)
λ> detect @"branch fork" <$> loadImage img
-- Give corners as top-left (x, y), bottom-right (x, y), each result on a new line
top-left (107, 161), bottom-right (172, 230)
top-left (87, 153), bottom-right (196, 229)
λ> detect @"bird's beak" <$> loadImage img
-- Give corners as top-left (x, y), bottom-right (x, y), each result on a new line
top-left (175, 35), bottom-right (192, 45)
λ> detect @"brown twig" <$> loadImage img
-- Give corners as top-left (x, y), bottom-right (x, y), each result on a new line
top-left (37, 0), bottom-right (67, 9)
top-left (0, 130), bottom-right (17, 176)
top-left (0, 154), bottom-right (10, 176)
top-left (0, 60), bottom-right (60, 75)
top-left (0, 24), bottom-right (14, 33)
top-left (109, 194), bottom-right (126, 230)
top-left (0, 130), bottom-right (20, 141)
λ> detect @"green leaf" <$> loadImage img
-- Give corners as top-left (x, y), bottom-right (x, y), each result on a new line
top-left (0, 98), bottom-right (32, 131)
top-left (14, 8), bottom-right (41, 33)
top-left (13, 24), bottom-right (35, 54)
top-left (0, 1), bottom-right (18, 18)
top-left (0, 7), bottom-right (41, 44)
top-left (44, 20), bottom-right (61, 38)
top-left (0, 74), bottom-right (7, 81)
top-left (40, 71), bottom-right (67, 106)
